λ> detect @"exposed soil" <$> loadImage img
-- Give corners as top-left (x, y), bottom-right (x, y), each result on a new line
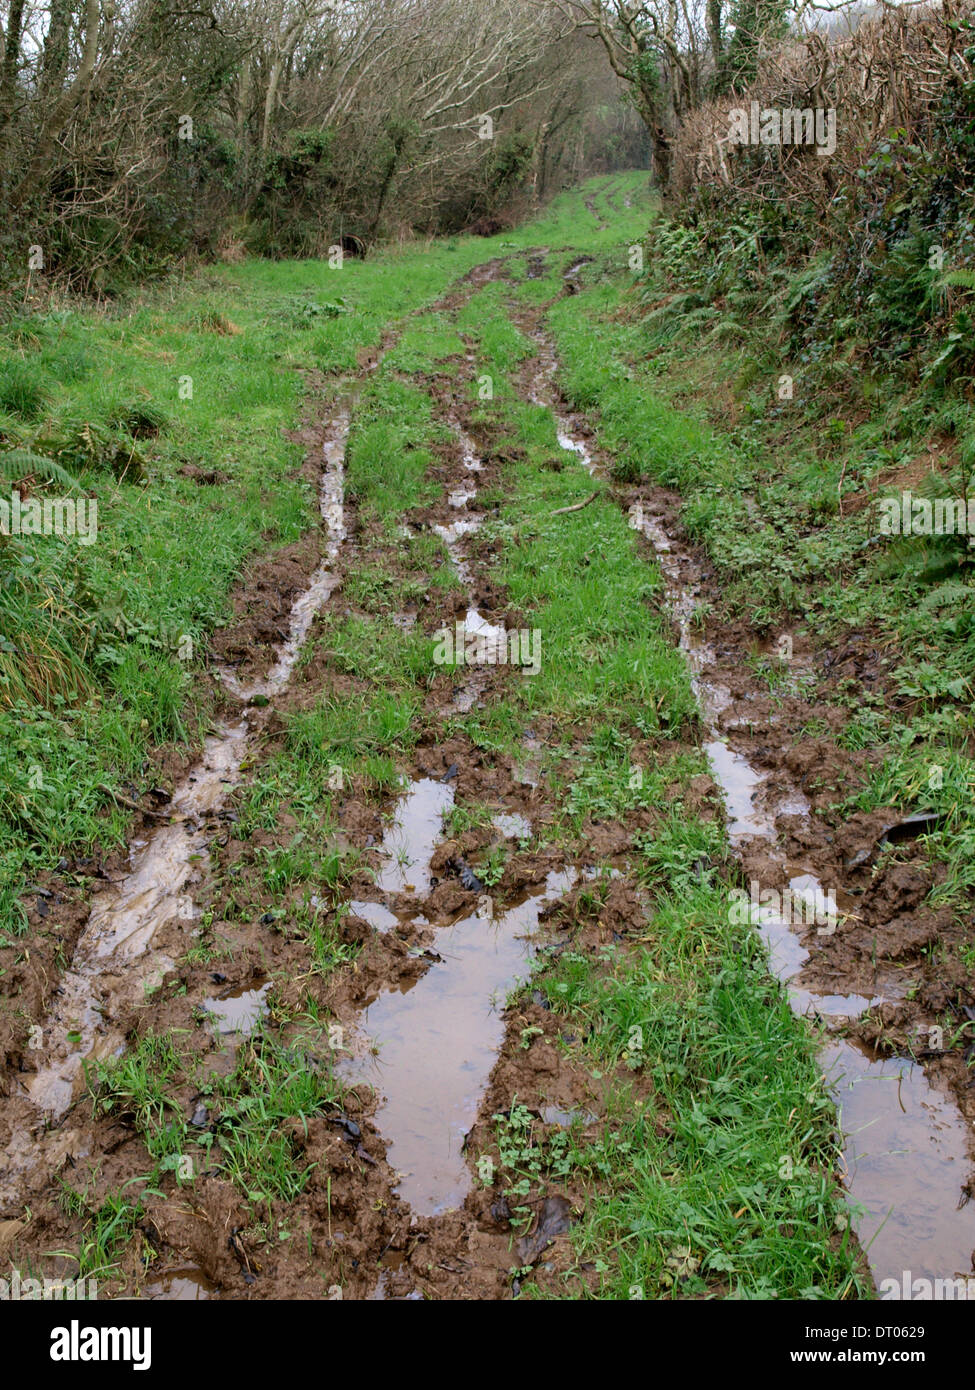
top-left (2, 243), bottom-right (973, 1300)
top-left (623, 484), bottom-right (975, 1127)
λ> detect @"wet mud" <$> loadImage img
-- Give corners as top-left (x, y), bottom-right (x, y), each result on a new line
top-left (2, 241), bottom-right (971, 1302)
top-left (623, 443), bottom-right (975, 1290)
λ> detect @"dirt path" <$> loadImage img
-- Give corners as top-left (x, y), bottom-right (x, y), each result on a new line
top-left (518, 293), bottom-right (975, 1292)
top-left (625, 493), bottom-right (975, 1288)
top-left (2, 223), bottom-right (972, 1301)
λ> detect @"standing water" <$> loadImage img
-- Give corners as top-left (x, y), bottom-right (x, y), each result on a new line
top-left (539, 347), bottom-right (975, 1293)
top-left (11, 396), bottom-right (355, 1126)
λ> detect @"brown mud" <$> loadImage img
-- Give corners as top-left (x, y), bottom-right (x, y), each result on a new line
top-left (514, 289), bottom-right (975, 1286)
top-left (623, 491), bottom-right (975, 1287)
top-left (1, 242), bottom-right (972, 1300)
top-left (0, 257), bottom-right (596, 1301)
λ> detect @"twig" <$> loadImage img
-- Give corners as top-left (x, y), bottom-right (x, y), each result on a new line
top-left (551, 490), bottom-right (599, 516)
top-left (97, 783), bottom-right (178, 822)
top-left (838, 457), bottom-right (847, 517)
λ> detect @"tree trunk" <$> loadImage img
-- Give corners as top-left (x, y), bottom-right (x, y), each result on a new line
top-left (11, 0), bottom-right (101, 207)
top-left (39, 0), bottom-right (72, 104)
top-left (706, 0), bottom-right (724, 89)
top-left (0, 0), bottom-right (28, 192)
top-left (261, 56), bottom-right (284, 152)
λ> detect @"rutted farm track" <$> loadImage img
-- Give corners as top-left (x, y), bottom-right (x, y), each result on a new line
top-left (2, 185), bottom-right (974, 1300)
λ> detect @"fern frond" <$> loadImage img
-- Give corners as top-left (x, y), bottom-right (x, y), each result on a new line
top-left (940, 270), bottom-right (975, 291)
top-left (920, 579), bottom-right (975, 611)
top-left (0, 449), bottom-right (86, 493)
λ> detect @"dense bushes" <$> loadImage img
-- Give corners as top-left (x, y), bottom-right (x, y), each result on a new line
top-left (0, 0), bottom-right (649, 298)
top-left (655, 4), bottom-right (975, 391)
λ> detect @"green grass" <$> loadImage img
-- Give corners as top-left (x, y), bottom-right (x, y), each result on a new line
top-left (0, 172), bottom-right (876, 1299)
top-left (539, 226), bottom-right (975, 925)
top-left (451, 280), bottom-right (698, 738)
top-left (524, 882), bottom-right (860, 1299)
top-left (0, 179), bottom-right (651, 937)
top-left (450, 259), bottom-right (863, 1298)
top-left (90, 1026), bottom-right (341, 1208)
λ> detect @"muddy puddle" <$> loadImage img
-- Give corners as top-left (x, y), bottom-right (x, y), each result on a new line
top-left (823, 1041), bottom-right (975, 1285)
top-left (434, 518), bottom-right (480, 586)
top-left (340, 869), bottom-right (575, 1216)
top-left (144, 1266), bottom-right (215, 1300)
top-left (541, 1103), bottom-right (597, 1128)
top-left (458, 426), bottom-right (483, 473)
top-left (434, 485), bottom-right (510, 676)
top-left (375, 777), bottom-right (454, 897)
top-left (529, 331), bottom-right (975, 1292)
top-left (493, 812), bottom-right (531, 840)
top-left (528, 338), bottom-right (597, 475)
top-left (350, 900), bottom-right (401, 933)
top-left (341, 415), bottom-right (571, 1227)
top-left (203, 980), bottom-right (270, 1036)
top-left (632, 493), bottom-right (975, 1292)
top-left (449, 668), bottom-right (489, 714)
top-left (22, 718), bottom-right (254, 1119)
top-left (9, 397), bottom-right (356, 1130)
top-left (214, 398), bottom-right (352, 704)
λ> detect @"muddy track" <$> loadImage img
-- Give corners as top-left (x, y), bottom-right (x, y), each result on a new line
top-left (511, 289), bottom-right (975, 1285)
top-left (0, 251), bottom-right (602, 1299)
top-left (3, 241), bottom-right (973, 1300)
top-left (626, 497), bottom-right (975, 1285)
top-left (0, 253), bottom-right (518, 1099)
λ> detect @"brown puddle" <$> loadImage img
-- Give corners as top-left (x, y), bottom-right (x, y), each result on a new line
top-left (449, 669), bottom-right (489, 714)
top-left (23, 719), bottom-right (253, 1117)
top-left (434, 434), bottom-right (513, 660)
top-left (541, 1104), bottom-right (597, 1128)
top-left (492, 812), bottom-right (531, 840)
top-left (528, 339), bottom-right (598, 476)
top-left (823, 1041), bottom-right (975, 1285)
top-left (13, 397), bottom-right (356, 1125)
top-left (340, 869), bottom-right (575, 1216)
top-left (350, 900), bottom-right (401, 933)
top-left (633, 489), bottom-right (975, 1293)
top-left (214, 399), bottom-right (352, 704)
top-left (457, 424), bottom-right (484, 473)
top-left (144, 1265), bottom-right (215, 1300)
top-left (203, 980), bottom-right (270, 1036)
top-left (375, 778), bottom-right (454, 897)
top-left (342, 413), bottom-right (569, 1223)
top-left (536, 336), bottom-right (975, 1294)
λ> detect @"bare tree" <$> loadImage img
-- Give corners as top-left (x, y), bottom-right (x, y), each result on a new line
top-left (548, 0), bottom-right (714, 180)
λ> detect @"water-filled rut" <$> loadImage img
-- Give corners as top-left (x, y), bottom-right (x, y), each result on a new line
top-left (633, 500), bottom-right (975, 1288)
top-left (0, 395), bottom-right (355, 1201)
top-left (337, 426), bottom-right (575, 1224)
top-left (532, 352), bottom-right (975, 1292)
top-left (522, 325), bottom-right (975, 1291)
